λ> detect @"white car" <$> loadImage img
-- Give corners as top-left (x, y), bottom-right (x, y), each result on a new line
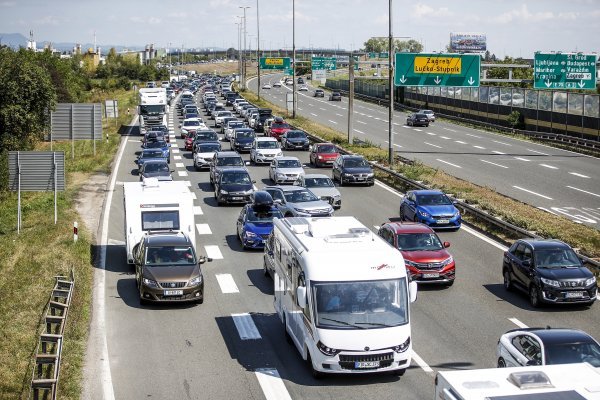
top-left (194, 142), bottom-right (222, 171)
top-left (262, 83), bottom-right (272, 89)
top-left (224, 120), bottom-right (246, 142)
top-left (298, 85), bottom-right (308, 92)
top-left (234, 101), bottom-right (249, 113)
top-left (269, 156), bottom-right (305, 184)
top-left (285, 79), bottom-right (293, 86)
top-left (214, 110), bottom-right (234, 127)
top-left (272, 81), bottom-right (282, 88)
top-left (180, 118), bottom-right (206, 139)
top-left (250, 137), bottom-right (283, 165)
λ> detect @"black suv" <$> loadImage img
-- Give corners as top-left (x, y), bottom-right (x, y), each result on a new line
top-left (502, 239), bottom-right (597, 307)
top-left (133, 232), bottom-right (210, 304)
top-left (332, 155), bottom-right (375, 186)
top-left (214, 168), bottom-right (255, 205)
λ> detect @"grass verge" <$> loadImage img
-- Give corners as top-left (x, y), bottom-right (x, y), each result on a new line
top-left (240, 88), bottom-right (600, 260)
top-left (0, 88), bottom-right (137, 399)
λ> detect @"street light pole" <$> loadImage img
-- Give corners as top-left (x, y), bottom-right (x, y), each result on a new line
top-left (292, 0), bottom-right (296, 118)
top-left (235, 21), bottom-right (242, 80)
top-left (257, 0), bottom-right (261, 100)
top-left (239, 6), bottom-right (250, 90)
top-left (388, 0), bottom-right (394, 165)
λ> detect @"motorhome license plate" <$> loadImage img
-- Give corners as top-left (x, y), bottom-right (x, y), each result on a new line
top-left (355, 361), bottom-right (379, 369)
top-left (164, 290), bottom-right (183, 296)
top-left (423, 273), bottom-right (439, 278)
top-left (566, 291), bottom-right (584, 298)
top-left (437, 219), bottom-right (449, 224)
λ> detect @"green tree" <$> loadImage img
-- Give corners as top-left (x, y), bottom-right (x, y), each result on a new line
top-left (363, 38), bottom-right (387, 53)
top-left (395, 39), bottom-right (423, 53)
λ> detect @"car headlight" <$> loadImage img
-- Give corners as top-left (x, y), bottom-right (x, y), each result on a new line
top-left (541, 277), bottom-right (560, 288)
top-left (317, 341), bottom-right (340, 356)
top-left (404, 259), bottom-right (418, 268)
top-left (276, 172), bottom-right (286, 178)
top-left (392, 337), bottom-right (411, 353)
top-left (188, 275), bottom-right (203, 287)
top-left (276, 152), bottom-right (283, 157)
top-left (182, 128), bottom-right (188, 133)
top-left (418, 209), bottom-right (430, 218)
top-left (143, 277), bottom-right (159, 288)
top-left (295, 208), bottom-right (309, 214)
top-left (220, 189), bottom-right (228, 194)
top-left (367, 172), bottom-right (374, 177)
top-left (343, 173), bottom-right (352, 177)
top-left (453, 210), bottom-right (461, 218)
top-left (243, 189), bottom-right (254, 195)
top-left (245, 231), bottom-right (258, 238)
top-left (440, 256), bottom-right (454, 267)
top-left (584, 277), bottom-right (596, 286)
top-left (317, 155), bottom-right (323, 159)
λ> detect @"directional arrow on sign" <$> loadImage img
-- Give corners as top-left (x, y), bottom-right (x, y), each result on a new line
top-left (578, 80), bottom-right (585, 88)
top-left (545, 79), bottom-right (552, 88)
top-left (399, 75), bottom-right (407, 84)
top-left (434, 76), bottom-right (441, 85)
top-left (468, 77), bottom-right (475, 85)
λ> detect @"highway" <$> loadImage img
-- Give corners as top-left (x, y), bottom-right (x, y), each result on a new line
top-left (98, 89), bottom-right (600, 400)
top-left (249, 73), bottom-right (600, 229)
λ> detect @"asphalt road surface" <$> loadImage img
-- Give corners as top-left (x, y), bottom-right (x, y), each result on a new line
top-left (250, 73), bottom-right (600, 229)
top-left (97, 89), bottom-right (600, 400)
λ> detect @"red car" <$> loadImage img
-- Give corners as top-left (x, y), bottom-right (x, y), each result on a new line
top-left (268, 121), bottom-right (291, 140)
top-left (184, 132), bottom-right (197, 151)
top-left (309, 142), bottom-right (339, 167)
top-left (378, 221), bottom-right (455, 285)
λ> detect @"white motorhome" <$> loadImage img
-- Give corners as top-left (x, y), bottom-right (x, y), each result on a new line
top-left (266, 216), bottom-right (418, 377)
top-left (123, 179), bottom-right (196, 264)
top-left (138, 88), bottom-right (168, 132)
top-left (434, 363), bottom-right (600, 400)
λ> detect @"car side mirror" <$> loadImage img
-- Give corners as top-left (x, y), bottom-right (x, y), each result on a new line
top-left (178, 124), bottom-right (182, 128)
top-left (526, 359), bottom-right (540, 366)
top-left (522, 259), bottom-right (532, 268)
top-left (245, 161), bottom-right (250, 165)
top-left (409, 280), bottom-right (418, 303)
top-left (274, 199), bottom-right (282, 204)
top-left (198, 256), bottom-right (212, 264)
top-left (443, 241), bottom-right (450, 248)
top-left (252, 180), bottom-right (256, 183)
top-left (170, 170), bottom-right (175, 173)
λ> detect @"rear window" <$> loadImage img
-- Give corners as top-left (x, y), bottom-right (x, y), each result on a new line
top-left (141, 210), bottom-right (180, 231)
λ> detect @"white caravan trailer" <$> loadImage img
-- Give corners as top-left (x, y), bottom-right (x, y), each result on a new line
top-left (123, 178), bottom-right (195, 264)
top-left (434, 362), bottom-right (600, 400)
top-left (267, 216), bottom-right (418, 377)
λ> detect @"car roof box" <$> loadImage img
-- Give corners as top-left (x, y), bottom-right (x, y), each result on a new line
top-left (252, 191), bottom-right (273, 209)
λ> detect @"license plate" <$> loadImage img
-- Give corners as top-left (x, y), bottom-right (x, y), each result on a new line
top-left (423, 273), bottom-right (440, 278)
top-left (355, 361), bottom-right (380, 369)
top-left (164, 290), bottom-right (183, 296)
top-left (566, 291), bottom-right (584, 298)
top-left (356, 178), bottom-right (365, 181)
top-left (437, 219), bottom-right (449, 224)
top-left (231, 196), bottom-right (242, 200)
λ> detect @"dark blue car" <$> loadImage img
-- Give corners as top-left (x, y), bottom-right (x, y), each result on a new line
top-left (137, 148), bottom-right (168, 168)
top-left (399, 190), bottom-right (461, 230)
top-left (236, 200), bottom-right (283, 249)
top-left (141, 140), bottom-right (170, 163)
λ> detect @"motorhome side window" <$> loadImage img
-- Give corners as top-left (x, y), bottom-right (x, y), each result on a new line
top-left (298, 271), bottom-right (311, 320)
top-left (141, 210), bottom-right (180, 230)
top-left (274, 239), bottom-right (282, 262)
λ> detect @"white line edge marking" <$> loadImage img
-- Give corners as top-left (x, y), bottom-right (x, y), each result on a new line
top-left (567, 185), bottom-right (600, 198)
top-left (539, 164), bottom-right (558, 170)
top-left (493, 140), bottom-right (512, 146)
top-left (461, 225), bottom-right (508, 251)
top-left (508, 318), bottom-right (529, 329)
top-left (473, 145), bottom-right (486, 149)
top-left (412, 351), bottom-right (434, 374)
top-left (527, 148), bottom-right (549, 156)
top-left (436, 159), bottom-right (462, 168)
top-left (424, 142), bottom-right (442, 148)
top-left (328, 119), bottom-right (338, 124)
top-left (514, 157), bottom-right (530, 162)
top-left (481, 159), bottom-right (509, 169)
top-left (231, 313), bottom-right (261, 340)
top-left (569, 172), bottom-right (590, 178)
top-left (492, 150), bottom-right (506, 155)
top-left (215, 274), bottom-right (240, 294)
top-left (513, 185), bottom-right (553, 200)
top-left (255, 368), bottom-right (293, 400)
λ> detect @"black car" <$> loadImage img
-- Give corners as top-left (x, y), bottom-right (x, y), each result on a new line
top-left (281, 130), bottom-right (309, 150)
top-left (214, 168), bottom-right (255, 205)
top-left (329, 91), bottom-right (342, 101)
top-left (406, 113), bottom-right (430, 127)
top-left (231, 128), bottom-right (256, 152)
top-left (139, 160), bottom-right (172, 181)
top-left (314, 89), bottom-right (324, 97)
top-left (502, 239), bottom-right (597, 307)
top-left (332, 155), bottom-right (375, 186)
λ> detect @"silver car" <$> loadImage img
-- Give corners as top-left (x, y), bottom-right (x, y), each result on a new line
top-left (269, 156), bottom-right (305, 184)
top-left (417, 109), bottom-right (435, 122)
top-left (264, 186), bottom-right (333, 217)
top-left (295, 174), bottom-right (341, 209)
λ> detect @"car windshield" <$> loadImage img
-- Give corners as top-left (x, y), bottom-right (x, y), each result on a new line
top-left (247, 208), bottom-right (283, 222)
top-left (312, 278), bottom-right (409, 330)
top-left (142, 150), bottom-right (164, 158)
top-left (236, 131), bottom-right (255, 139)
top-left (396, 233), bottom-right (443, 251)
top-left (145, 246), bottom-right (196, 266)
top-left (229, 122), bottom-right (244, 128)
top-left (420, 110), bottom-right (433, 115)
top-left (304, 177), bottom-right (334, 188)
top-left (196, 132), bottom-right (218, 141)
top-left (544, 340), bottom-right (600, 367)
top-left (184, 120), bottom-right (200, 127)
top-left (416, 194), bottom-right (452, 206)
top-left (317, 145), bottom-right (336, 153)
top-left (272, 123), bottom-right (290, 129)
top-left (284, 190), bottom-right (318, 203)
top-left (198, 143), bottom-right (220, 153)
top-left (221, 172), bottom-right (251, 184)
top-left (217, 157), bottom-right (243, 166)
top-left (344, 158), bottom-right (369, 168)
top-left (415, 114), bottom-right (427, 118)
top-left (278, 159), bottom-right (301, 168)
top-left (287, 131), bottom-right (306, 138)
top-left (139, 105), bottom-right (164, 114)
top-left (534, 248), bottom-right (581, 268)
top-left (145, 141), bottom-right (167, 149)
top-left (144, 162), bottom-right (169, 173)
top-left (257, 141), bottom-right (279, 149)
top-left (185, 113), bottom-right (199, 119)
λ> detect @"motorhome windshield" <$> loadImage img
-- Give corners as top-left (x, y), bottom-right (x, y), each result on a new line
top-left (140, 105), bottom-right (165, 115)
top-left (312, 278), bottom-right (409, 330)
top-left (141, 210), bottom-right (180, 231)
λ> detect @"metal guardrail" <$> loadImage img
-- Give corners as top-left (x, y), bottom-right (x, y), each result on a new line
top-left (30, 271), bottom-right (75, 400)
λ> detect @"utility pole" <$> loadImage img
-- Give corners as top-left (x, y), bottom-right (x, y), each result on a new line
top-left (387, 0), bottom-right (394, 165)
top-left (348, 52), bottom-right (354, 144)
top-left (236, 19), bottom-right (242, 82)
top-left (257, 0), bottom-right (261, 100)
top-left (239, 6), bottom-right (250, 90)
top-left (292, 0), bottom-right (296, 118)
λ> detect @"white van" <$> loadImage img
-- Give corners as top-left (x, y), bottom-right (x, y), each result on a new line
top-left (123, 178), bottom-right (196, 264)
top-left (434, 362), bottom-right (600, 400)
top-left (265, 216), bottom-right (418, 377)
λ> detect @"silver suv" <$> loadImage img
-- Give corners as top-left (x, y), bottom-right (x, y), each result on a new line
top-left (264, 186), bottom-right (333, 217)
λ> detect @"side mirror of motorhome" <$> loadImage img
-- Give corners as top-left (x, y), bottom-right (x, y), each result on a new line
top-left (409, 280), bottom-right (418, 303)
top-left (296, 286), bottom-right (307, 308)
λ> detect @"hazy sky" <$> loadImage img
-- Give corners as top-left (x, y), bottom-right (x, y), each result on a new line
top-left (1, 0), bottom-right (599, 58)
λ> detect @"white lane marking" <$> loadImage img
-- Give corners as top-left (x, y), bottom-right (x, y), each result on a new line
top-left (394, 144), bottom-right (402, 148)
top-left (319, 107), bottom-right (326, 111)
top-left (461, 225), bottom-right (508, 251)
top-left (308, 103), bottom-right (314, 107)
top-left (440, 136), bottom-right (451, 140)
top-left (424, 142), bottom-right (442, 149)
top-left (539, 164), bottom-right (558, 170)
top-left (171, 143), bottom-right (179, 148)
top-left (255, 369), bottom-right (293, 400)
top-left (177, 170), bottom-right (188, 177)
top-left (174, 155), bottom-right (182, 160)
top-left (443, 127), bottom-right (457, 132)
top-left (538, 207), bottom-right (558, 215)
top-left (402, 125), bottom-right (411, 129)
top-left (169, 135), bottom-right (176, 139)
top-left (513, 185), bottom-right (553, 200)
top-left (436, 159), bottom-right (462, 168)
top-left (357, 120), bottom-right (367, 125)
top-left (215, 274), bottom-right (240, 294)
top-left (514, 157), bottom-right (530, 162)
top-left (354, 129), bottom-right (365, 134)
top-left (569, 172), bottom-right (590, 178)
top-left (465, 133), bottom-right (481, 138)
top-left (492, 150), bottom-right (506, 155)
top-left (335, 113), bottom-right (343, 117)
top-left (196, 224), bottom-right (212, 235)
top-left (426, 132), bottom-right (436, 136)
top-left (508, 318), bottom-right (529, 329)
top-left (473, 145), bottom-right (486, 149)
top-left (455, 140), bottom-right (467, 144)
top-left (193, 206), bottom-right (203, 215)
top-left (567, 186), bottom-right (600, 198)
top-left (373, 225), bottom-right (381, 231)
top-left (527, 148), bottom-right (549, 156)
top-left (175, 162), bottom-right (185, 168)
top-left (232, 313), bottom-right (261, 340)
top-left (393, 122), bottom-right (401, 126)
top-left (107, 238), bottom-right (126, 246)
top-left (413, 128), bottom-right (422, 132)
top-left (128, 139), bottom-right (140, 143)
top-left (374, 180), bottom-right (403, 197)
top-left (412, 351), bottom-right (434, 375)
top-left (205, 245), bottom-right (223, 259)
top-left (374, 117), bottom-right (381, 121)
top-left (481, 159), bottom-right (509, 169)
top-left (172, 149), bottom-right (180, 154)
top-left (328, 120), bottom-right (338, 124)
top-left (183, 181), bottom-right (191, 187)
top-left (297, 107), bottom-right (303, 111)
top-left (493, 140), bottom-right (512, 146)
top-left (190, 192), bottom-right (197, 200)
top-left (310, 112), bottom-right (317, 117)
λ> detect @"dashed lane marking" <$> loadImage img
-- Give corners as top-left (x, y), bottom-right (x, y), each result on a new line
top-left (193, 206), bottom-right (203, 215)
top-left (436, 159), bottom-right (462, 168)
top-left (481, 159), bottom-right (508, 169)
top-left (569, 172), bottom-right (590, 178)
top-left (232, 313), bottom-right (261, 340)
top-left (424, 142), bottom-right (442, 149)
top-left (205, 245), bottom-right (223, 259)
top-left (177, 170), bottom-right (188, 177)
top-left (175, 162), bottom-right (185, 168)
top-left (255, 369), bottom-right (293, 400)
top-left (513, 185), bottom-right (553, 200)
top-left (216, 274), bottom-right (240, 294)
top-left (196, 224), bottom-right (212, 235)
top-left (567, 186), bottom-right (600, 198)
top-left (539, 164), bottom-right (558, 170)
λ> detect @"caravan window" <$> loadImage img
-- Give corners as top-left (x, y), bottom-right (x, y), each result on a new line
top-left (141, 210), bottom-right (180, 230)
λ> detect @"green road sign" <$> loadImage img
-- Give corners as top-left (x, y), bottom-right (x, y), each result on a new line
top-left (534, 53), bottom-right (597, 90)
top-left (311, 57), bottom-right (336, 71)
top-left (379, 52), bottom-right (389, 59)
top-left (368, 52), bottom-right (377, 59)
top-left (394, 53), bottom-right (480, 87)
top-left (259, 57), bottom-right (291, 70)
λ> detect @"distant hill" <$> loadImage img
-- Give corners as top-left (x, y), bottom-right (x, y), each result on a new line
top-left (0, 32), bottom-right (28, 48)
top-left (0, 32), bottom-right (143, 52)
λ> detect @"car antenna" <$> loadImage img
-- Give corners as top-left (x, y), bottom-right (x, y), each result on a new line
top-left (546, 325), bottom-right (552, 330)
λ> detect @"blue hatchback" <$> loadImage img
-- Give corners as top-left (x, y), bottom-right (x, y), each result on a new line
top-left (236, 203), bottom-right (283, 249)
top-left (399, 190), bottom-right (461, 230)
